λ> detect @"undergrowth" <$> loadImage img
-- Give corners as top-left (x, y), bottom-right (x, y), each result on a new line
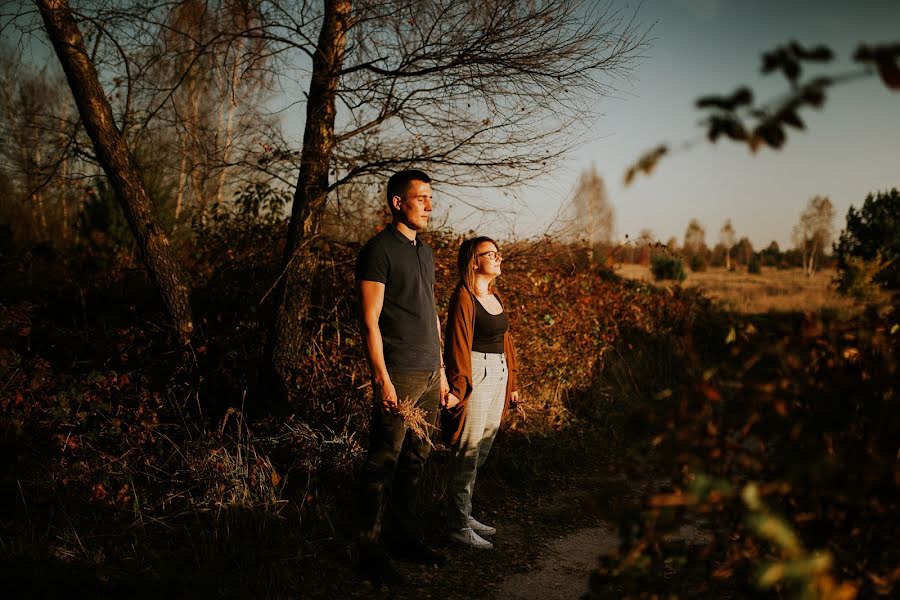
top-left (4, 214), bottom-right (895, 598)
top-left (1, 219), bottom-right (706, 595)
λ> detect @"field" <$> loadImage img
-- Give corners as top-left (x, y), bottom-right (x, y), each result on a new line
top-left (615, 264), bottom-right (862, 315)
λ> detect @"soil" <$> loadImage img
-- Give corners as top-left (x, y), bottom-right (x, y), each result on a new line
top-left (498, 525), bottom-right (619, 600)
top-left (298, 441), bottom-right (672, 600)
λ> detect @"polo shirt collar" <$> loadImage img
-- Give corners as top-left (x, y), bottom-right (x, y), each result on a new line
top-left (388, 223), bottom-right (418, 246)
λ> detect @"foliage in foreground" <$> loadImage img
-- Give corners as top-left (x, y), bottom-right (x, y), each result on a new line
top-left (587, 302), bottom-right (899, 599)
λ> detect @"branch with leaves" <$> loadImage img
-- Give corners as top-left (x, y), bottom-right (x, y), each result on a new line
top-left (624, 41), bottom-right (900, 185)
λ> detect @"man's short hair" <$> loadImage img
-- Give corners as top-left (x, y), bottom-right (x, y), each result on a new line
top-left (386, 169), bottom-right (431, 214)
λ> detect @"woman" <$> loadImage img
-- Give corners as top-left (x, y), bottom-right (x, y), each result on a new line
top-left (443, 236), bottom-right (519, 549)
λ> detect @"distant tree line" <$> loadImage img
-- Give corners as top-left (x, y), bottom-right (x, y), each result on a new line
top-left (621, 195), bottom-right (837, 274)
top-left (632, 189), bottom-right (900, 301)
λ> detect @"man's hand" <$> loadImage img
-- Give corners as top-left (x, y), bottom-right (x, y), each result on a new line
top-left (377, 378), bottom-right (399, 413)
top-left (444, 392), bottom-right (461, 409)
top-left (439, 369), bottom-right (450, 406)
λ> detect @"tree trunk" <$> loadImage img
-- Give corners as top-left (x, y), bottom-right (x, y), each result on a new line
top-left (37, 0), bottom-right (194, 338)
top-left (188, 79), bottom-right (206, 219)
top-left (214, 35), bottom-right (243, 207)
top-left (32, 139), bottom-right (48, 241)
top-left (58, 101), bottom-right (70, 241)
top-left (267, 0), bottom-right (351, 397)
top-left (174, 138), bottom-right (188, 221)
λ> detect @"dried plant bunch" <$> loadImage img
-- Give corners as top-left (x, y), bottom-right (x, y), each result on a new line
top-left (395, 396), bottom-right (435, 448)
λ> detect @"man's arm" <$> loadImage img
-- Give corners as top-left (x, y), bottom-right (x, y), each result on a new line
top-left (359, 280), bottom-right (398, 412)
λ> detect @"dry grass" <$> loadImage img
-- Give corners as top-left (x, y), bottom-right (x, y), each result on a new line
top-left (396, 396), bottom-right (436, 447)
top-left (616, 264), bottom-right (863, 315)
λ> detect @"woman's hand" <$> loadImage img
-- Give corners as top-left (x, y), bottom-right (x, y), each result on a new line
top-left (443, 392), bottom-right (461, 409)
top-left (509, 390), bottom-right (519, 406)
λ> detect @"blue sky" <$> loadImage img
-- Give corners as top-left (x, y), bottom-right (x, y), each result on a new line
top-left (460, 0), bottom-right (900, 249)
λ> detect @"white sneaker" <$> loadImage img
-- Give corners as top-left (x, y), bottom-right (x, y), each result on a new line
top-left (449, 527), bottom-right (493, 549)
top-left (467, 516), bottom-right (497, 536)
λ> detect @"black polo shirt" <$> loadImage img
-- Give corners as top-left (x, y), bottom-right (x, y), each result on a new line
top-left (356, 225), bottom-right (441, 372)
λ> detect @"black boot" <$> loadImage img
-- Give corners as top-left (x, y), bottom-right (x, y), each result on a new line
top-left (388, 537), bottom-right (448, 567)
top-left (357, 543), bottom-right (405, 587)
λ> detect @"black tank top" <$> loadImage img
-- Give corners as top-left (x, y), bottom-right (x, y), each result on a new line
top-left (472, 296), bottom-right (508, 354)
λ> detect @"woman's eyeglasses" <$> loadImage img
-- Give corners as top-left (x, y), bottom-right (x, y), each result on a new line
top-left (478, 251), bottom-right (502, 261)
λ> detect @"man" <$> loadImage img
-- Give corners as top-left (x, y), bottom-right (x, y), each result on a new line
top-left (355, 169), bottom-right (449, 585)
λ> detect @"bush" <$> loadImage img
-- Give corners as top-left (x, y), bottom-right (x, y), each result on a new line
top-left (836, 252), bottom-right (891, 300)
top-left (651, 255), bottom-right (687, 282)
top-left (835, 188), bottom-right (900, 291)
top-left (587, 307), bottom-right (900, 598)
top-left (689, 254), bottom-right (707, 273)
top-left (747, 254), bottom-right (762, 274)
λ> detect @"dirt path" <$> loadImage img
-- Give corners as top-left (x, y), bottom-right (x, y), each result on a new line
top-left (492, 469), bottom-right (664, 600)
top-left (498, 525), bottom-right (619, 599)
top-left (497, 516), bottom-right (708, 599)
top-left (304, 447), bottom-right (677, 599)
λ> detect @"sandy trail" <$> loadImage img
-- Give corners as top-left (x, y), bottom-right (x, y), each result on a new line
top-left (498, 525), bottom-right (619, 599)
top-left (495, 472), bottom-right (707, 600)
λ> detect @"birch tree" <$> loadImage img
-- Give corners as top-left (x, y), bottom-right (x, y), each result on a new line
top-left (146, 0), bottom-right (273, 220)
top-left (0, 47), bottom-right (81, 244)
top-left (570, 165), bottom-right (615, 263)
top-left (684, 218), bottom-right (707, 256)
top-left (792, 195), bottom-right (834, 277)
top-left (719, 219), bottom-right (735, 270)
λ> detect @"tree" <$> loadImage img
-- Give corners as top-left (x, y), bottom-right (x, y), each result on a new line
top-left (710, 243), bottom-right (726, 268)
top-left (650, 254), bottom-right (686, 282)
top-left (319, 176), bottom-right (386, 243)
top-left (35, 0), bottom-right (194, 337)
top-left (719, 219), bottom-right (735, 270)
top-left (264, 0), bottom-right (353, 396)
top-left (143, 0), bottom-right (275, 220)
top-left (747, 252), bottom-right (762, 274)
top-left (834, 188), bottom-right (900, 290)
top-left (570, 165), bottom-right (615, 262)
top-left (683, 218), bottom-right (706, 255)
top-left (0, 45), bottom-right (80, 245)
top-left (758, 240), bottom-right (782, 267)
top-left (664, 236), bottom-right (679, 255)
top-left (633, 228), bottom-right (654, 265)
top-left (263, 0), bottom-right (648, 397)
top-left (792, 195), bottom-right (834, 277)
top-left (10, 1), bottom-right (282, 237)
top-left (683, 218), bottom-right (708, 271)
top-left (732, 236), bottom-right (754, 267)
top-left (15, 0), bottom-right (648, 395)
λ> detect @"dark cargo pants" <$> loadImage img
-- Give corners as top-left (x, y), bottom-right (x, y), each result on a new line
top-left (358, 369), bottom-right (441, 547)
